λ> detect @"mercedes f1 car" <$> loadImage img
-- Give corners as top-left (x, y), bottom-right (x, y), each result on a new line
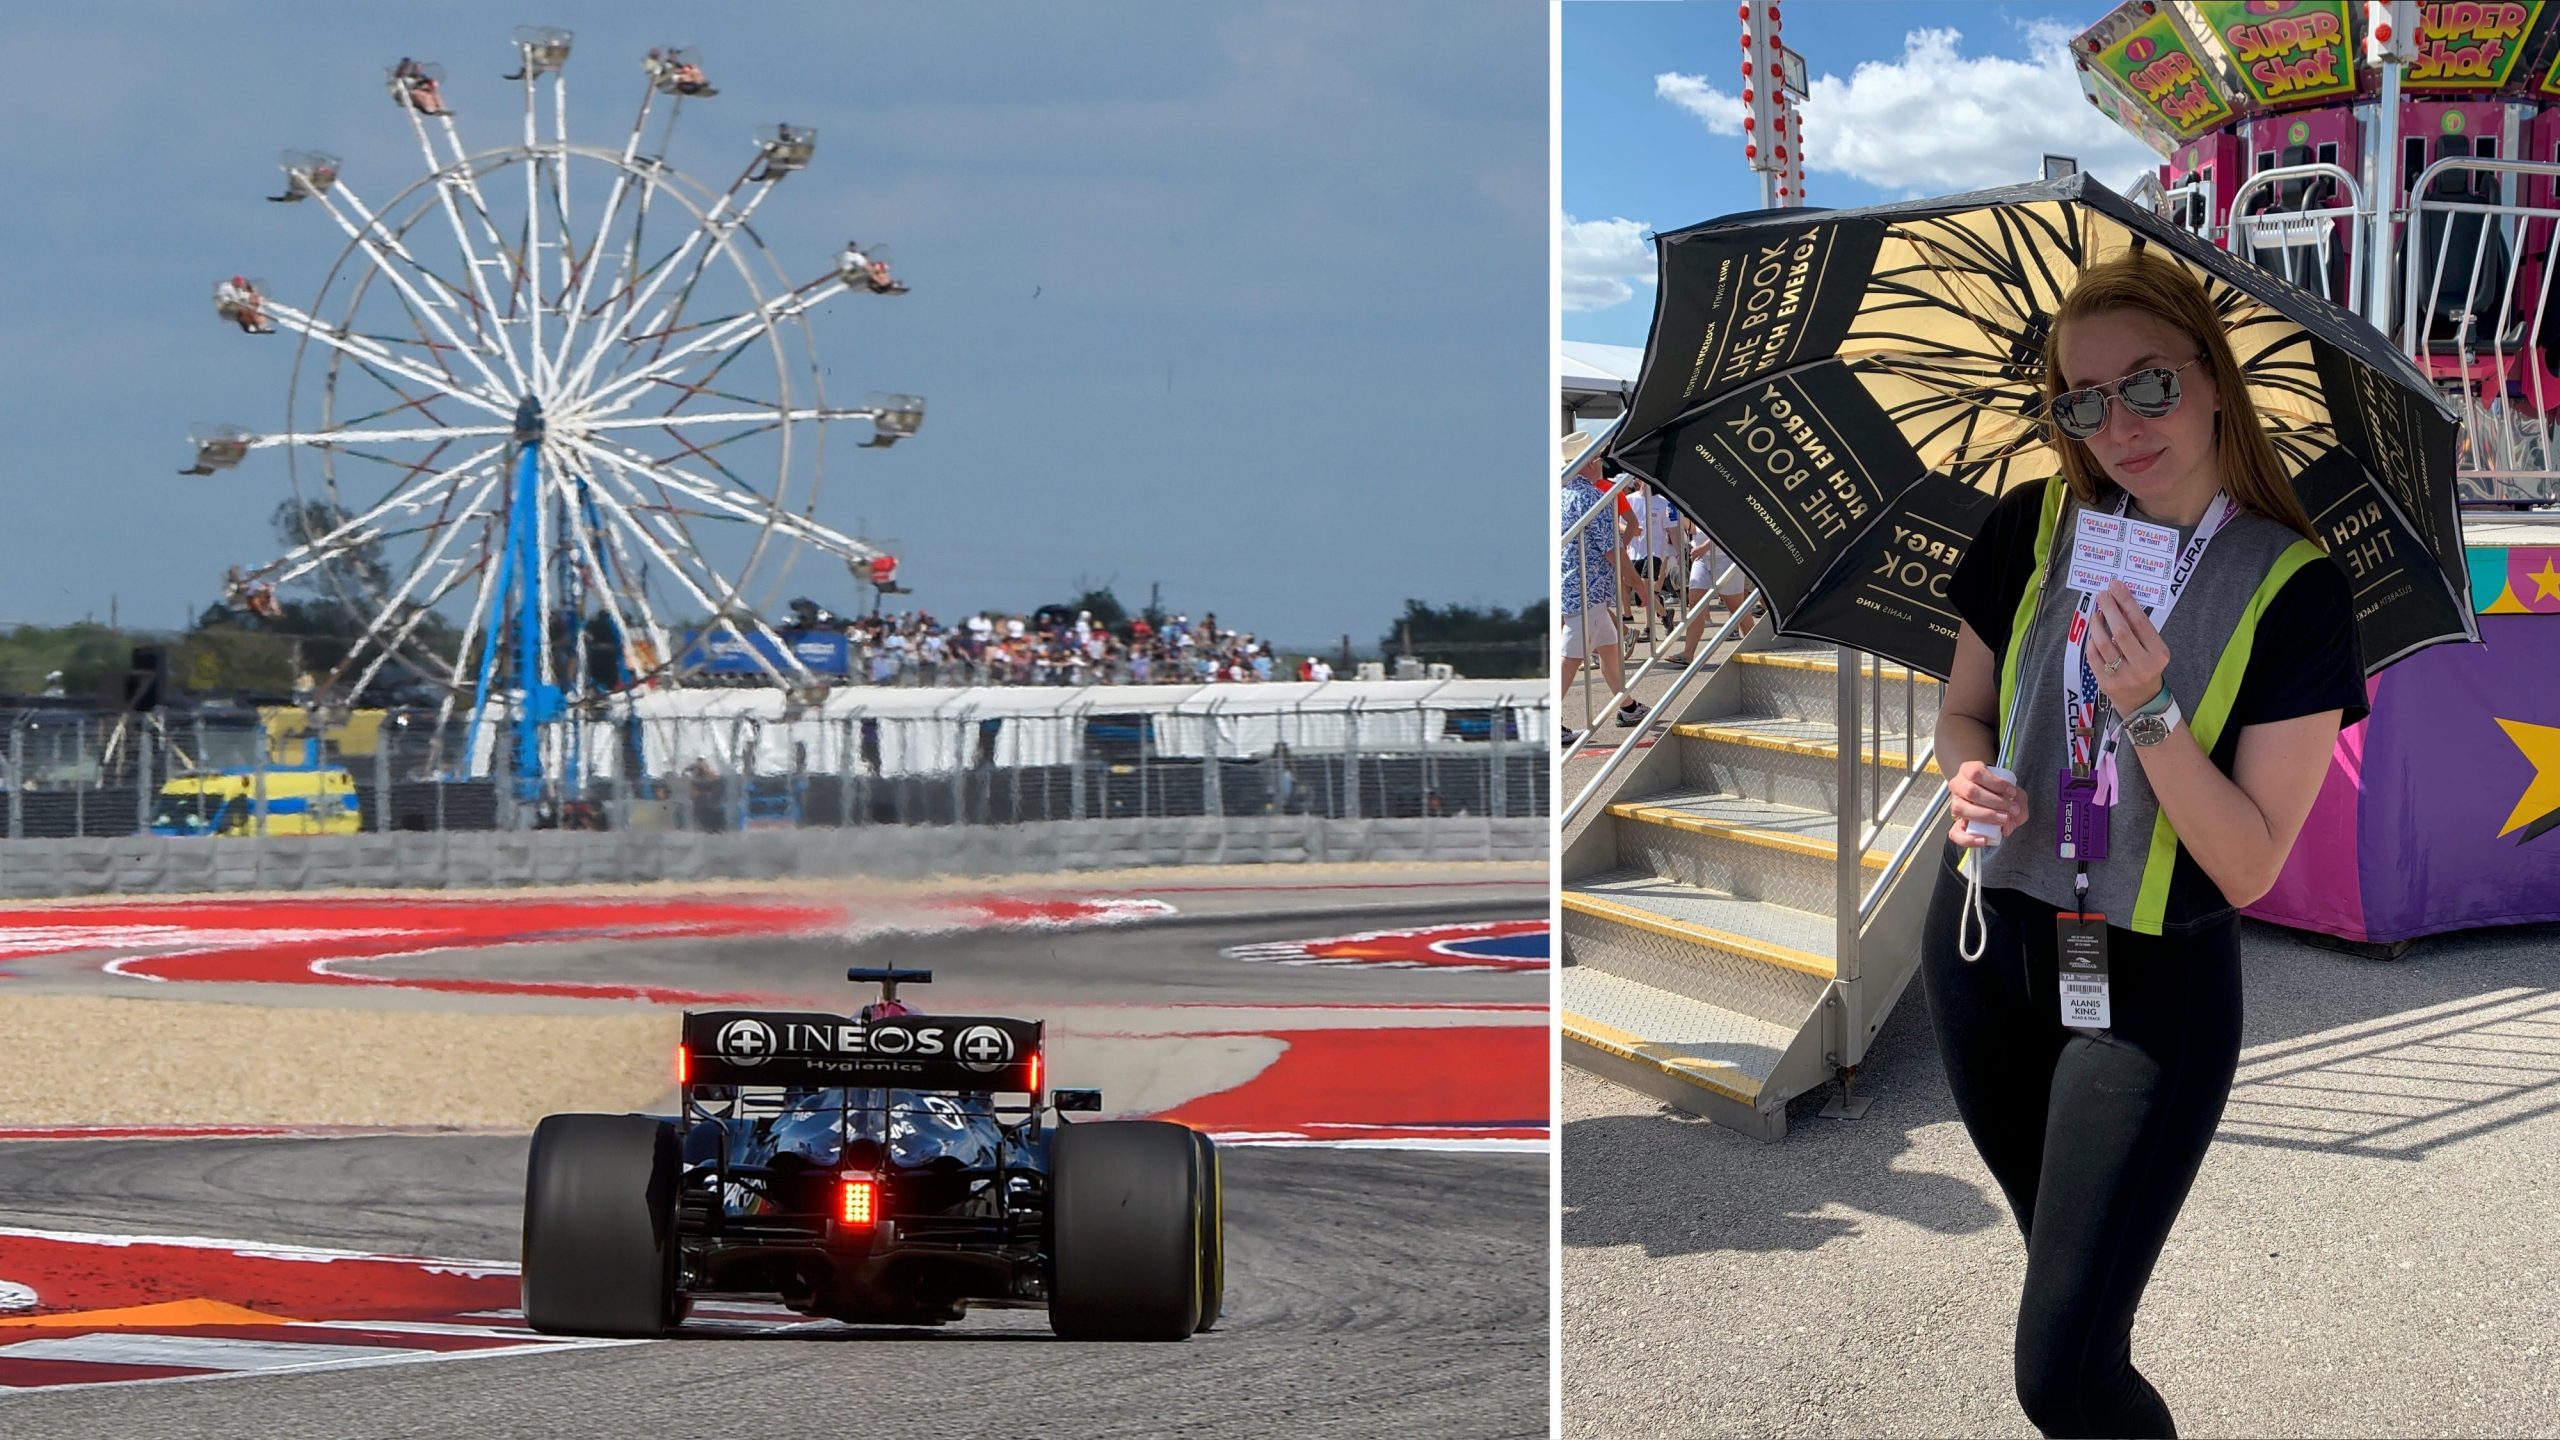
top-left (520, 967), bottom-right (1224, 1341)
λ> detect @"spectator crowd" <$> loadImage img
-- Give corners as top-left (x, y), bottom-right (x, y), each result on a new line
top-left (801, 607), bottom-right (1330, 688)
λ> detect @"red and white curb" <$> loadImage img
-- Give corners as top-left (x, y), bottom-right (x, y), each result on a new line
top-left (0, 894), bottom-right (1173, 1001)
top-left (1154, 1024), bottom-right (1547, 1154)
top-left (0, 1227), bottom-right (626, 1394)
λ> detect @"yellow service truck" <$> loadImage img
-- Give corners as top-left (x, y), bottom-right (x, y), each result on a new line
top-left (149, 767), bottom-right (363, 837)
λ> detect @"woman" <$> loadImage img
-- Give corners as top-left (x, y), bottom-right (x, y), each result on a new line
top-left (1558, 442), bottom-right (1649, 749)
top-left (1923, 250), bottom-right (2370, 1438)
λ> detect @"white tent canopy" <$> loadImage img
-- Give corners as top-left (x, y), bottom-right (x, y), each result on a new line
top-left (476, 680), bottom-right (1547, 779)
top-left (1561, 340), bottom-right (1643, 418)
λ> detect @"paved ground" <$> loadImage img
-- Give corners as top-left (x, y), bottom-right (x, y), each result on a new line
top-left (1563, 913), bottom-right (2560, 1438)
top-left (0, 1140), bottom-right (1545, 1440)
top-left (0, 871), bottom-right (1552, 1438)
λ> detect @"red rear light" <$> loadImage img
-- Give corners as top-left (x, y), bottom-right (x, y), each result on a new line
top-left (676, 1045), bottom-right (689, 1084)
top-left (840, 1178), bottom-right (879, 1227)
top-left (1028, 1052), bottom-right (1041, 1096)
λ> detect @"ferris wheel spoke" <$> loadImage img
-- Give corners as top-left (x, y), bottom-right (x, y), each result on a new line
top-left (263, 478), bottom-right (502, 593)
top-left (435, 113), bottom-right (529, 302)
top-left (566, 171), bottom-right (760, 396)
top-left (579, 409), bottom-right (852, 431)
top-left (333, 469), bottom-right (506, 691)
top-left (250, 442), bottom-right (508, 587)
top-left (581, 469), bottom-right (677, 678)
top-left (561, 174), bottom-right (675, 396)
top-left (321, 354), bottom-right (484, 455)
top-left (576, 279), bottom-right (846, 420)
top-left (262, 300), bottom-right (513, 419)
top-left (567, 434), bottom-right (882, 562)
top-left (551, 460), bottom-right (663, 686)
top-left (434, 515), bottom-right (512, 750)
top-left (342, 552), bottom-right (487, 699)
top-left (332, 377), bottom-right (474, 433)
top-left (251, 423), bottom-right (515, 448)
top-left (401, 109), bottom-right (532, 395)
top-left (313, 181), bottom-right (517, 398)
top-left (522, 79), bottom-right (552, 397)
top-left (579, 459), bottom-right (814, 686)
top-left (635, 377), bottom-right (783, 414)
top-left (631, 185), bottom-right (781, 367)
top-left (548, 92), bottom-right (661, 388)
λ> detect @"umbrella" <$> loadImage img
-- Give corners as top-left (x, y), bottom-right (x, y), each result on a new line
top-left (1606, 172), bottom-right (2471, 680)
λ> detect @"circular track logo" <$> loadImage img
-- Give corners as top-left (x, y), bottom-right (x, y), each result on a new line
top-left (1221, 920), bottom-right (1549, 973)
top-left (714, 1017), bottom-right (778, 1067)
top-left (954, 1024), bottom-right (1015, 1072)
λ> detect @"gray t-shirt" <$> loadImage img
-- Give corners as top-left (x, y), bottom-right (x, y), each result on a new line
top-left (1956, 480), bottom-right (2341, 934)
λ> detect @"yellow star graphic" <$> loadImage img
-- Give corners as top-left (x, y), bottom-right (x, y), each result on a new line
top-left (2495, 717), bottom-right (2560, 837)
top-left (2531, 559), bottom-right (2560, 604)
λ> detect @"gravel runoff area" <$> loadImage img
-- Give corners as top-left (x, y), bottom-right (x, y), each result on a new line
top-left (0, 864), bottom-right (1547, 1131)
top-left (1563, 914), bottom-right (2560, 1439)
top-left (0, 997), bottom-right (674, 1129)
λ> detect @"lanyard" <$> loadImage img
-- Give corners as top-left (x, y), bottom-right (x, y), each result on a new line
top-left (2057, 489), bottom-right (2237, 806)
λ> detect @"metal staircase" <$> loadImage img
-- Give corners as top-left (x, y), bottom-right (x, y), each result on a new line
top-left (1562, 631), bottom-right (1953, 1140)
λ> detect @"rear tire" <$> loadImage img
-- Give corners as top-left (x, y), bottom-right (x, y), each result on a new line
top-left (1192, 1128), bottom-right (1225, 1333)
top-left (520, 1113), bottom-right (681, 1338)
top-left (1048, 1120), bottom-right (1203, 1341)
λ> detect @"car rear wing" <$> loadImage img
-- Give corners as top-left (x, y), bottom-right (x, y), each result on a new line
top-left (681, 1010), bottom-right (1043, 1092)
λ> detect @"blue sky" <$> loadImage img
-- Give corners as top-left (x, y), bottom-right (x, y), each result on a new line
top-left (0, 1), bottom-right (1544, 652)
top-left (1565, 0), bottom-right (2164, 348)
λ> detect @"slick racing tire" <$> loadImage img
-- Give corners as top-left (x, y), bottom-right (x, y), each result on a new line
top-left (1048, 1120), bottom-right (1204, 1341)
top-left (521, 1113), bottom-right (682, 1338)
top-left (1193, 1127), bottom-right (1225, 1333)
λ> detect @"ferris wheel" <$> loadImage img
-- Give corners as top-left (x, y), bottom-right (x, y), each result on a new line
top-left (184, 25), bottom-right (922, 784)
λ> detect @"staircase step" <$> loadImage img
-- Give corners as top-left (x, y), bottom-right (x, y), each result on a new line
top-left (1606, 790), bottom-right (1908, 872)
top-left (1733, 651), bottom-right (1939, 685)
top-left (1670, 716), bottom-right (1942, 777)
top-left (1560, 967), bottom-right (1794, 1109)
top-left (1669, 719), bottom-right (1943, 830)
top-left (1564, 872), bottom-right (1836, 980)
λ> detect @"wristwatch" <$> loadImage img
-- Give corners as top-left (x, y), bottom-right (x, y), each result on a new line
top-left (2124, 685), bottom-right (2182, 747)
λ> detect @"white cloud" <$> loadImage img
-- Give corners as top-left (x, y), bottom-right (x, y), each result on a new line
top-left (1655, 71), bottom-right (1745, 136)
top-left (1562, 214), bottom-right (1654, 313)
top-left (1656, 19), bottom-right (2162, 199)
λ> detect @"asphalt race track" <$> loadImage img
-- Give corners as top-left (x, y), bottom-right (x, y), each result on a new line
top-left (0, 877), bottom-right (1549, 1438)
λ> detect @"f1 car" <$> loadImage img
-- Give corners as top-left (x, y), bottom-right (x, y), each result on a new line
top-left (520, 966), bottom-right (1223, 1341)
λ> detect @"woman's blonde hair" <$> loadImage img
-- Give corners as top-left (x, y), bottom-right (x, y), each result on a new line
top-left (2040, 249), bottom-right (2321, 544)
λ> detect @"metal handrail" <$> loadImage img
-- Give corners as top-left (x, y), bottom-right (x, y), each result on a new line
top-left (2401, 156), bottom-right (2560, 503)
top-left (2222, 162), bottom-right (2367, 312)
top-left (1562, 571), bottom-right (1755, 824)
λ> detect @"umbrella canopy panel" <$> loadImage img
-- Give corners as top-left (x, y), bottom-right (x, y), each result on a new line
top-left (1610, 175), bottom-right (2469, 680)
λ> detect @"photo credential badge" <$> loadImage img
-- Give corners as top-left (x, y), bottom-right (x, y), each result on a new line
top-left (2057, 913), bottom-right (2111, 1030)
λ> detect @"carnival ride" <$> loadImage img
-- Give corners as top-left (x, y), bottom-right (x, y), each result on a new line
top-left (2078, 0), bottom-right (2560, 508)
top-left (182, 26), bottom-right (921, 795)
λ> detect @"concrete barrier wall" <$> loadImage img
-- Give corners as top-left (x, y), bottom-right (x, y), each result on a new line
top-left (0, 817), bottom-right (1548, 898)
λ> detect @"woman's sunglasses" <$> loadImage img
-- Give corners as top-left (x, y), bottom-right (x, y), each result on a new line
top-left (2044, 358), bottom-right (2199, 441)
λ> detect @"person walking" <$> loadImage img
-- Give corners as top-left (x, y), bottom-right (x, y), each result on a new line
top-left (1923, 251), bottom-right (2369, 1439)
top-left (1670, 524), bottom-right (1757, 662)
top-left (1560, 440), bottom-right (1647, 750)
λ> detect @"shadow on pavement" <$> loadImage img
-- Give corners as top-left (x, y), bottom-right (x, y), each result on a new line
top-left (1561, 991), bottom-right (2006, 1259)
top-left (1565, 907), bottom-right (2560, 1266)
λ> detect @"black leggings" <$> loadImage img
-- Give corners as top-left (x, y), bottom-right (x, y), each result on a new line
top-left (1919, 852), bottom-right (2242, 1439)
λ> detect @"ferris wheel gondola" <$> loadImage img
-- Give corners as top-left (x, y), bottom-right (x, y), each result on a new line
top-left (187, 26), bottom-right (925, 793)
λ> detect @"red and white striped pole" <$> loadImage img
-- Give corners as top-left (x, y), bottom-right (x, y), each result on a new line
top-left (1741, 3), bottom-right (1780, 208)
